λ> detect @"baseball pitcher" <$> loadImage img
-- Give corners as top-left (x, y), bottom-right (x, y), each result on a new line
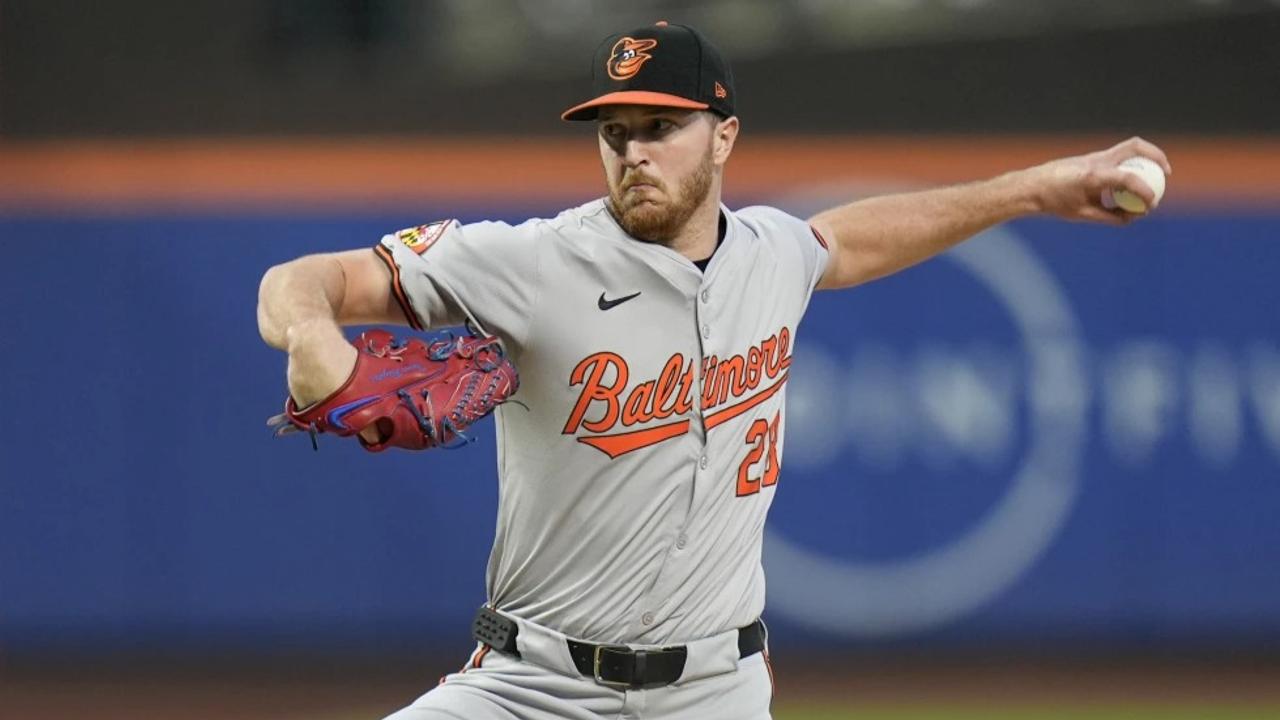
top-left (257, 21), bottom-right (1171, 720)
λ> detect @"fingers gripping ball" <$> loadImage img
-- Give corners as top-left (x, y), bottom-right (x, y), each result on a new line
top-left (270, 328), bottom-right (519, 452)
top-left (1110, 156), bottom-right (1167, 214)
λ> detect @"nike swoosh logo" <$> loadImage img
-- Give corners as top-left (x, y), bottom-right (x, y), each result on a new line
top-left (598, 291), bottom-right (641, 311)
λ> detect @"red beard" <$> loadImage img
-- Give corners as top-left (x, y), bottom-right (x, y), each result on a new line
top-left (607, 148), bottom-right (713, 243)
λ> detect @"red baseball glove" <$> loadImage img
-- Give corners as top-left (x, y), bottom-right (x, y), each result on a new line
top-left (269, 327), bottom-right (519, 452)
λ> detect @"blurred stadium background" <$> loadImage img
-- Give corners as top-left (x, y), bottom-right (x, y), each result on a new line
top-left (2, 1), bottom-right (1280, 718)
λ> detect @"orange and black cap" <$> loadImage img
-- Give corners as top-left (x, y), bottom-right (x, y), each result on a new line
top-left (561, 21), bottom-right (735, 121)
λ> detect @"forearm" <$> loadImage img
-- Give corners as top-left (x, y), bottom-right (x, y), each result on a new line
top-left (811, 169), bottom-right (1041, 289)
top-left (257, 256), bottom-right (358, 405)
top-left (257, 255), bottom-right (348, 349)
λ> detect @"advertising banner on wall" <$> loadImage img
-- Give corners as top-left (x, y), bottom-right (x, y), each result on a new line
top-left (2, 203), bottom-right (1277, 653)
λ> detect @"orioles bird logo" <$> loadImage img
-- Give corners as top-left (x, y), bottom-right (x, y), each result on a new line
top-left (607, 37), bottom-right (658, 80)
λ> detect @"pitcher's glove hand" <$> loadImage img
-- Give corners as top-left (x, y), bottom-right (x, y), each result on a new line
top-left (269, 328), bottom-right (518, 452)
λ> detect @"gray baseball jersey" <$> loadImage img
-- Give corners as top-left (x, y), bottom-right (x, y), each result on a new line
top-left (374, 198), bottom-right (829, 646)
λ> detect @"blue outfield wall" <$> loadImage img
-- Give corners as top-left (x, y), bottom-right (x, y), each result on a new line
top-left (1, 204), bottom-right (1278, 656)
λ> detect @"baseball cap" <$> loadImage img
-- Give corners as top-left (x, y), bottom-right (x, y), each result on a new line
top-left (561, 21), bottom-right (735, 122)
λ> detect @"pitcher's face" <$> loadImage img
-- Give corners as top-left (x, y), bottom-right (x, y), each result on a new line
top-left (598, 107), bottom-right (721, 243)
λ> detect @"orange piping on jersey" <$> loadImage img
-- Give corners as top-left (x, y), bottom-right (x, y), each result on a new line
top-left (454, 644), bottom-right (483, 676)
top-left (577, 419), bottom-right (692, 459)
top-left (764, 649), bottom-right (775, 698)
top-left (810, 225), bottom-right (829, 249)
top-left (373, 244), bottom-right (423, 331)
top-left (467, 644), bottom-right (492, 672)
top-left (704, 372), bottom-right (789, 431)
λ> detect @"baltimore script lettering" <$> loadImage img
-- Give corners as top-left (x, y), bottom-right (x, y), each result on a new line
top-left (562, 327), bottom-right (793, 457)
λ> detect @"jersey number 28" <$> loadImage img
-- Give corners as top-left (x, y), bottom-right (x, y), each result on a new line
top-left (736, 410), bottom-right (780, 497)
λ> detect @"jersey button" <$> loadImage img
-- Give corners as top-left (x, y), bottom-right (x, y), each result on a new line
top-left (701, 324), bottom-right (711, 338)
top-left (641, 612), bottom-right (655, 626)
top-left (700, 290), bottom-right (710, 303)
top-left (699, 455), bottom-right (708, 470)
top-left (676, 534), bottom-right (688, 550)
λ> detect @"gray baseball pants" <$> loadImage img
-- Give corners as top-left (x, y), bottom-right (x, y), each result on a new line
top-left (383, 619), bottom-right (774, 720)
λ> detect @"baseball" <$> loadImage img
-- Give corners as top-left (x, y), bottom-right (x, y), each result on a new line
top-left (1111, 156), bottom-right (1167, 213)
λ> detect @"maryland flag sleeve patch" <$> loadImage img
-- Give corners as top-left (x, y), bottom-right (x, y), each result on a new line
top-left (394, 219), bottom-right (455, 255)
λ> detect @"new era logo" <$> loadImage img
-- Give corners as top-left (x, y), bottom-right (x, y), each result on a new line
top-left (714, 81), bottom-right (727, 99)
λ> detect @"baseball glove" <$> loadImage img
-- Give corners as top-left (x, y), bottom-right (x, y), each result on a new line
top-left (269, 327), bottom-right (519, 452)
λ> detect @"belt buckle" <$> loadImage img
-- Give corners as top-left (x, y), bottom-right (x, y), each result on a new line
top-left (593, 645), bottom-right (637, 688)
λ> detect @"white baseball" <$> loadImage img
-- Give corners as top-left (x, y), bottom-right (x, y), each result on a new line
top-left (1111, 156), bottom-right (1166, 213)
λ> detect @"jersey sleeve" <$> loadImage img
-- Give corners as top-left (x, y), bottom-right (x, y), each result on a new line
top-left (372, 218), bottom-right (541, 351)
top-left (739, 205), bottom-right (831, 293)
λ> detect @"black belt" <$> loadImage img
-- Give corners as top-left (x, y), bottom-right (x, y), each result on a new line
top-left (472, 606), bottom-right (766, 690)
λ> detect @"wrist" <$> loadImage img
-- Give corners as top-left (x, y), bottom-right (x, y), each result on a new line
top-left (994, 168), bottom-right (1046, 217)
top-left (285, 318), bottom-right (345, 355)
top-left (286, 321), bottom-right (357, 406)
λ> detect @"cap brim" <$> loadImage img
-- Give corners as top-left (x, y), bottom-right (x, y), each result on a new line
top-left (561, 91), bottom-right (709, 121)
